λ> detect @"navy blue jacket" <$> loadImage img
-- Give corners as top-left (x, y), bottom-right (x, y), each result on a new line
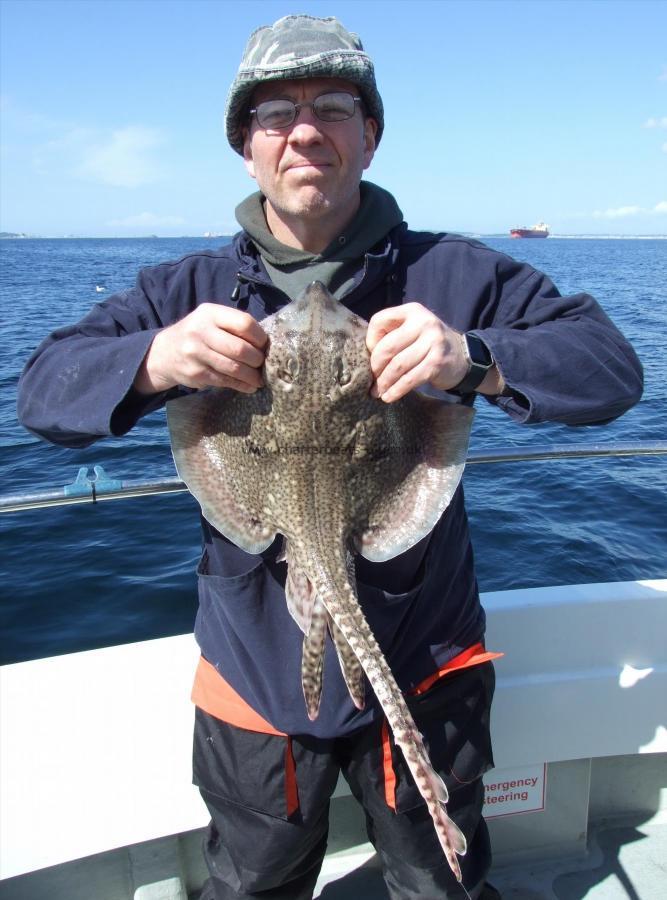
top-left (17, 225), bottom-right (643, 737)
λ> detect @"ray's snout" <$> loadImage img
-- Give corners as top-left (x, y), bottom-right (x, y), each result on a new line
top-left (302, 281), bottom-right (340, 312)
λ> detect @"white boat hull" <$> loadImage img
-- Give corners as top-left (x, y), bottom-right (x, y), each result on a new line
top-left (2, 579), bottom-right (666, 894)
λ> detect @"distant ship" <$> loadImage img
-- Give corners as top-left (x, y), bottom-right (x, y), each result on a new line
top-left (510, 222), bottom-right (550, 239)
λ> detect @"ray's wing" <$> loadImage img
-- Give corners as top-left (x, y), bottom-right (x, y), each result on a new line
top-left (350, 396), bottom-right (474, 561)
top-left (167, 388), bottom-right (278, 554)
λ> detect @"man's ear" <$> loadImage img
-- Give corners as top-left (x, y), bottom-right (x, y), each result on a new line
top-left (242, 127), bottom-right (256, 178)
top-left (362, 117), bottom-right (378, 170)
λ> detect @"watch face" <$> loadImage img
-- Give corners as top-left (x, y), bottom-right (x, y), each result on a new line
top-left (466, 334), bottom-right (493, 368)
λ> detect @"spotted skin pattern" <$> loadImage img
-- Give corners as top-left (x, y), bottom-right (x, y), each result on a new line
top-left (167, 282), bottom-right (474, 881)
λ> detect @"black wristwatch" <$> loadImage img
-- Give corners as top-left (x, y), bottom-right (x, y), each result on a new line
top-left (451, 333), bottom-right (494, 395)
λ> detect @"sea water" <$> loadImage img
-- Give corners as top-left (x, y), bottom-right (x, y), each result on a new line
top-left (0, 236), bottom-right (665, 663)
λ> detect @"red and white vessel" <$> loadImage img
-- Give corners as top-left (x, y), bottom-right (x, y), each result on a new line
top-left (510, 222), bottom-right (550, 238)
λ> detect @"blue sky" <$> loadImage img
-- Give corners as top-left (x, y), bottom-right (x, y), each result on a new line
top-left (1, 0), bottom-right (665, 236)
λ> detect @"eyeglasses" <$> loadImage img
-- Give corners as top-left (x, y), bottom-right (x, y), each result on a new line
top-left (249, 91), bottom-right (362, 131)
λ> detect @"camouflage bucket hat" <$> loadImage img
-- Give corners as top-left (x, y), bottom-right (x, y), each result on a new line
top-left (225, 14), bottom-right (384, 155)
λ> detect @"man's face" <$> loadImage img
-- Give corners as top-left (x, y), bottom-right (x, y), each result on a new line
top-left (243, 77), bottom-right (377, 231)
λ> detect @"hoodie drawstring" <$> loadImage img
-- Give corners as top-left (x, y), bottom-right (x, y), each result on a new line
top-left (230, 273), bottom-right (250, 308)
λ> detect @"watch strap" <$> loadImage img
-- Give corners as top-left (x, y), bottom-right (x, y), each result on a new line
top-left (451, 333), bottom-right (494, 395)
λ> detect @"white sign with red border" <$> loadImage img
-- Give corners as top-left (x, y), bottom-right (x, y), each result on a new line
top-left (482, 763), bottom-right (547, 818)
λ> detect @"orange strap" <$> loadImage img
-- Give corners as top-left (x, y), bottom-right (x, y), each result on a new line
top-left (381, 718), bottom-right (397, 810)
top-left (285, 736), bottom-right (300, 817)
top-left (407, 642), bottom-right (503, 696)
top-left (192, 656), bottom-right (286, 736)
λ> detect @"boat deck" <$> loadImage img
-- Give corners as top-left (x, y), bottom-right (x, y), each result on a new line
top-left (311, 796), bottom-right (667, 899)
top-left (3, 791), bottom-right (664, 899)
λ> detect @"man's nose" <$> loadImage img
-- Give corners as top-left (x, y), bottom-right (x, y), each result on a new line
top-left (287, 105), bottom-right (325, 143)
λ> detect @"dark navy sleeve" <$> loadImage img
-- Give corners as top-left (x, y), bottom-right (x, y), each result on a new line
top-left (17, 269), bottom-right (182, 448)
top-left (400, 232), bottom-right (643, 427)
top-left (473, 263), bottom-right (643, 425)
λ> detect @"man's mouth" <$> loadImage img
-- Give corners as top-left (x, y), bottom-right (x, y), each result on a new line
top-left (285, 160), bottom-right (332, 171)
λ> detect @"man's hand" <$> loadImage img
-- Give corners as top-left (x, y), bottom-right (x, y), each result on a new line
top-left (134, 303), bottom-right (268, 395)
top-left (366, 303), bottom-right (503, 402)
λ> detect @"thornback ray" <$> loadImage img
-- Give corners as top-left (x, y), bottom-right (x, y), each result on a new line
top-left (167, 281), bottom-right (474, 881)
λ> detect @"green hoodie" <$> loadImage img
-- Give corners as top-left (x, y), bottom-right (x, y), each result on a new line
top-left (235, 181), bottom-right (403, 300)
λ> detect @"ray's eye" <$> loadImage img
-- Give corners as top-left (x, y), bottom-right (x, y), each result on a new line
top-left (334, 357), bottom-right (351, 387)
top-left (278, 355), bottom-right (299, 384)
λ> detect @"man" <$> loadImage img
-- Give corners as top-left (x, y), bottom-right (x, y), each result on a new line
top-left (17, 14), bottom-right (642, 900)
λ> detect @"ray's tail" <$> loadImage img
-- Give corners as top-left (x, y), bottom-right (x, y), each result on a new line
top-left (317, 574), bottom-right (468, 883)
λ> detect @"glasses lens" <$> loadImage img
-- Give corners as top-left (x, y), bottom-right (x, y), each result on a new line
top-left (254, 93), bottom-right (357, 129)
top-left (313, 92), bottom-right (356, 122)
top-left (256, 99), bottom-right (296, 129)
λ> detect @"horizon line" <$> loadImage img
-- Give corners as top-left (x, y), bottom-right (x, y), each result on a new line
top-left (3, 231), bottom-right (667, 241)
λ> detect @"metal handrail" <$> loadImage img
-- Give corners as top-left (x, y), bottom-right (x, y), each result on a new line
top-left (0, 440), bottom-right (665, 514)
top-left (466, 440), bottom-right (667, 464)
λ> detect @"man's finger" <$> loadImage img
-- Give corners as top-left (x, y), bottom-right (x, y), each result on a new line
top-left (209, 306), bottom-right (268, 350)
top-left (209, 370), bottom-right (261, 393)
top-left (366, 305), bottom-right (412, 352)
top-left (196, 346), bottom-right (265, 388)
top-left (204, 329), bottom-right (266, 369)
top-left (368, 320), bottom-right (423, 381)
top-left (377, 353), bottom-right (440, 403)
top-left (372, 338), bottom-right (430, 399)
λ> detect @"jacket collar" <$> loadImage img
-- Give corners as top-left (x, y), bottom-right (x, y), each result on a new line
top-left (231, 223), bottom-right (404, 309)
